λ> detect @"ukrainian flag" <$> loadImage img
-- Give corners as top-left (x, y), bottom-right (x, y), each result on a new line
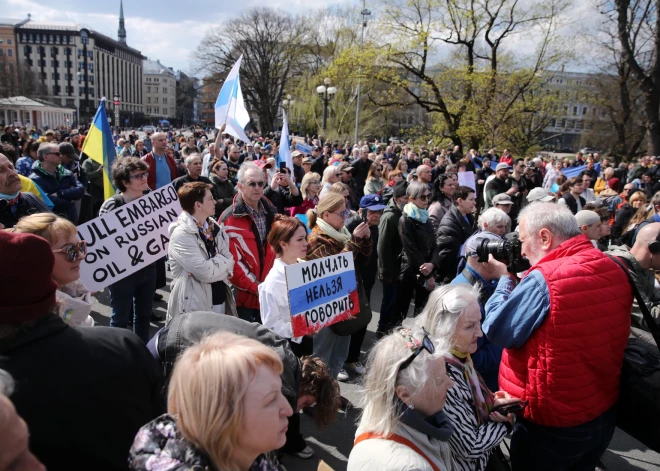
top-left (81, 98), bottom-right (117, 200)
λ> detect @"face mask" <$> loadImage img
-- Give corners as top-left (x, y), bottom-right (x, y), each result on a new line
top-left (0, 191), bottom-right (20, 200)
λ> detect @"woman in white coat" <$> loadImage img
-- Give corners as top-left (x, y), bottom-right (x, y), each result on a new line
top-left (259, 215), bottom-right (311, 357)
top-left (167, 181), bottom-right (234, 321)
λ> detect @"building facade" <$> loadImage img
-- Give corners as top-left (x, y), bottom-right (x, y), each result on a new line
top-left (142, 59), bottom-right (176, 122)
top-left (201, 76), bottom-right (220, 126)
top-left (15, 16), bottom-right (144, 126)
top-left (0, 18), bottom-right (25, 98)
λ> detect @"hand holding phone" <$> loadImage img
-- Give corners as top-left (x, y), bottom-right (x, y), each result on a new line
top-left (279, 162), bottom-right (287, 174)
top-left (492, 400), bottom-right (528, 415)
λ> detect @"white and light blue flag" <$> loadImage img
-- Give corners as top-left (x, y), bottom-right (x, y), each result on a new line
top-left (278, 110), bottom-right (293, 170)
top-left (215, 55), bottom-right (251, 144)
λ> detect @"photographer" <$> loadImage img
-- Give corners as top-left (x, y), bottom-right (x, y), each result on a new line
top-left (451, 231), bottom-right (505, 391)
top-left (482, 203), bottom-right (633, 470)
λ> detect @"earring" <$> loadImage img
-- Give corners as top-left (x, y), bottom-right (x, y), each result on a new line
top-left (408, 404), bottom-right (415, 410)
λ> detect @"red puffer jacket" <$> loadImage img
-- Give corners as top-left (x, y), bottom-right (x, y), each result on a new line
top-left (499, 235), bottom-right (632, 427)
top-left (220, 194), bottom-right (277, 310)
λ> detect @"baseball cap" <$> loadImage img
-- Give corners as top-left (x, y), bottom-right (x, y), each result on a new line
top-left (359, 194), bottom-right (387, 211)
top-left (575, 210), bottom-right (600, 227)
top-left (254, 160), bottom-right (273, 170)
top-left (495, 163), bottom-right (510, 171)
top-left (302, 157), bottom-right (312, 164)
top-left (492, 194), bottom-right (514, 205)
top-left (59, 142), bottom-right (78, 159)
top-left (527, 187), bottom-right (554, 203)
top-left (393, 180), bottom-right (408, 198)
top-left (292, 150), bottom-right (303, 158)
top-left (338, 162), bottom-right (354, 173)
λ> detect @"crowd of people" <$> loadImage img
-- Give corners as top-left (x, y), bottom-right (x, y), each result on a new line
top-left (1, 121), bottom-right (659, 471)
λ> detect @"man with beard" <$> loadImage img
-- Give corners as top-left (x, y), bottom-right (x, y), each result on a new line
top-left (223, 144), bottom-right (242, 185)
top-left (484, 163), bottom-right (515, 209)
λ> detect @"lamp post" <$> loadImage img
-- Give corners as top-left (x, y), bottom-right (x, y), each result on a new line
top-left (316, 78), bottom-right (337, 131)
top-left (282, 94), bottom-right (295, 130)
top-left (354, 0), bottom-right (371, 144)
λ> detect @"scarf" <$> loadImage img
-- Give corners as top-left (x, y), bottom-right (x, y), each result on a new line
top-left (447, 349), bottom-right (493, 425)
top-left (403, 202), bottom-right (429, 224)
top-left (398, 399), bottom-right (454, 442)
top-left (0, 191), bottom-right (20, 202)
top-left (316, 218), bottom-right (351, 244)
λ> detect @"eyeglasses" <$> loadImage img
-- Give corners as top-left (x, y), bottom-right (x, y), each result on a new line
top-left (309, 180), bottom-right (320, 185)
top-left (417, 193), bottom-right (430, 201)
top-left (376, 167), bottom-right (383, 171)
top-left (52, 241), bottom-right (87, 262)
top-left (398, 327), bottom-right (435, 372)
top-left (129, 171), bottom-right (149, 180)
top-left (331, 209), bottom-right (350, 219)
top-left (246, 181), bottom-right (266, 188)
top-left (48, 152), bottom-right (62, 156)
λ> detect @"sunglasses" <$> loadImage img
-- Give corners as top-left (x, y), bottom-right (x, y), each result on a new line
top-left (48, 152), bottom-right (62, 156)
top-left (246, 181), bottom-right (265, 188)
top-left (129, 171), bottom-right (149, 180)
top-left (52, 241), bottom-right (87, 262)
top-left (418, 194), bottom-right (430, 201)
top-left (398, 327), bottom-right (435, 371)
top-left (309, 180), bottom-right (321, 185)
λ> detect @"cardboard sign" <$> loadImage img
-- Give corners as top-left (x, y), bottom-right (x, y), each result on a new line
top-left (285, 253), bottom-right (360, 337)
top-left (457, 171), bottom-right (476, 191)
top-left (77, 185), bottom-right (182, 292)
top-left (295, 142), bottom-right (313, 154)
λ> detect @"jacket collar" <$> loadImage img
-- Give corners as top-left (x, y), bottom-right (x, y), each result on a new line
top-left (231, 192), bottom-right (277, 219)
top-left (529, 234), bottom-right (595, 270)
top-left (397, 400), bottom-right (454, 442)
top-left (0, 314), bottom-right (68, 354)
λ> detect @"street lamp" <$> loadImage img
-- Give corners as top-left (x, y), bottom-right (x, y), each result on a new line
top-left (355, 0), bottom-right (371, 144)
top-left (316, 78), bottom-right (337, 131)
top-left (282, 94), bottom-right (296, 131)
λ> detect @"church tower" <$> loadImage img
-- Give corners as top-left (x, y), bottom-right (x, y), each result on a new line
top-left (118, 0), bottom-right (127, 44)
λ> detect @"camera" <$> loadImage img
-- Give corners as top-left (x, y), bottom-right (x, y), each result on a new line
top-left (475, 233), bottom-right (530, 273)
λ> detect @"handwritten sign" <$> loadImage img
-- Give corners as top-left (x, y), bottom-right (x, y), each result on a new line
top-left (285, 253), bottom-right (360, 337)
top-left (77, 185), bottom-right (182, 292)
top-left (457, 171), bottom-right (476, 191)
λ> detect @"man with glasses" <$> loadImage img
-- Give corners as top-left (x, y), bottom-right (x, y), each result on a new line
top-left (0, 153), bottom-right (50, 229)
top-left (221, 162), bottom-right (278, 323)
top-left (30, 143), bottom-right (84, 223)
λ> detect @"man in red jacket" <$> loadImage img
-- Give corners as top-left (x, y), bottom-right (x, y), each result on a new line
top-left (483, 202), bottom-right (632, 470)
top-left (141, 132), bottom-right (178, 191)
top-left (220, 161), bottom-right (277, 323)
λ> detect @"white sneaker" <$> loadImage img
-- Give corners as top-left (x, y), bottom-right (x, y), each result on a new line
top-left (346, 361), bottom-right (366, 375)
top-left (337, 368), bottom-right (349, 382)
top-left (294, 445), bottom-right (314, 459)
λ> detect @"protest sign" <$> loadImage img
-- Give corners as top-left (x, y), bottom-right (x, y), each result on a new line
top-left (77, 184), bottom-right (182, 292)
top-left (295, 142), bottom-right (313, 154)
top-left (285, 252), bottom-right (360, 337)
top-left (457, 171), bottom-right (476, 191)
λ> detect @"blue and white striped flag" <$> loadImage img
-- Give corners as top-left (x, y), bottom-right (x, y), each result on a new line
top-left (278, 110), bottom-right (293, 171)
top-left (214, 55), bottom-right (251, 144)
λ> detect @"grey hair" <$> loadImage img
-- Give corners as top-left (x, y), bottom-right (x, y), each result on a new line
top-left (322, 165), bottom-right (337, 184)
top-left (406, 181), bottom-right (428, 199)
top-left (0, 368), bottom-right (14, 396)
top-left (518, 202), bottom-right (580, 241)
top-left (478, 208), bottom-right (511, 230)
top-left (357, 328), bottom-right (450, 436)
top-left (37, 142), bottom-right (57, 161)
top-left (415, 283), bottom-right (481, 345)
top-left (184, 153), bottom-right (202, 166)
top-left (236, 161), bottom-right (262, 184)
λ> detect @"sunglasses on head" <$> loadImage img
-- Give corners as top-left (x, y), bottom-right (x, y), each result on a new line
top-left (397, 327), bottom-right (435, 372)
top-left (52, 241), bottom-right (87, 262)
top-left (246, 181), bottom-right (265, 188)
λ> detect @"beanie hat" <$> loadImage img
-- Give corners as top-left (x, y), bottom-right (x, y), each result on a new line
top-left (0, 231), bottom-right (57, 325)
top-left (575, 210), bottom-right (600, 228)
top-left (393, 180), bottom-right (408, 198)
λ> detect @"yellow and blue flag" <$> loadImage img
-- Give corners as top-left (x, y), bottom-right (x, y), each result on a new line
top-left (81, 98), bottom-right (117, 200)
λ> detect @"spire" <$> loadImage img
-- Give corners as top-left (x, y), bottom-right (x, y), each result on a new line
top-left (118, 0), bottom-right (126, 44)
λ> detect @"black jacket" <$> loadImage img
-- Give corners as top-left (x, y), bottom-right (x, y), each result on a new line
top-left (153, 312), bottom-right (300, 411)
top-left (560, 192), bottom-right (586, 215)
top-left (398, 211), bottom-right (440, 282)
top-left (0, 193), bottom-right (50, 228)
top-left (0, 315), bottom-right (163, 471)
top-left (435, 205), bottom-right (477, 282)
top-left (378, 199), bottom-right (404, 282)
top-left (264, 184), bottom-right (304, 215)
top-left (346, 214), bottom-right (379, 291)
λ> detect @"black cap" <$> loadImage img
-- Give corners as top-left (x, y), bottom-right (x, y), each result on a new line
top-left (59, 142), bottom-right (78, 159)
top-left (393, 180), bottom-right (408, 198)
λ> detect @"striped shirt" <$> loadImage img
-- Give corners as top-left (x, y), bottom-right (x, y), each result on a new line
top-left (245, 200), bottom-right (267, 244)
top-left (444, 361), bottom-right (508, 471)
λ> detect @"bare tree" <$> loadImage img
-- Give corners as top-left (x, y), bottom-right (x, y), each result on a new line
top-left (194, 8), bottom-right (307, 133)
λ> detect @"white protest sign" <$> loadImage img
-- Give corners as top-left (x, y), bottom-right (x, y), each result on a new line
top-left (457, 171), bottom-right (476, 191)
top-left (77, 184), bottom-right (182, 292)
top-left (285, 253), bottom-right (360, 337)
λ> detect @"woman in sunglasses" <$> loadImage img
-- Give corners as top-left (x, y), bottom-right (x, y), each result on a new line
top-left (416, 284), bottom-right (518, 471)
top-left (10, 213), bottom-right (94, 327)
top-left (289, 172), bottom-right (321, 217)
top-left (364, 164), bottom-right (384, 196)
top-left (305, 192), bottom-right (371, 379)
top-left (395, 181), bottom-right (438, 324)
top-left (347, 327), bottom-right (455, 471)
top-left (99, 157), bottom-right (157, 342)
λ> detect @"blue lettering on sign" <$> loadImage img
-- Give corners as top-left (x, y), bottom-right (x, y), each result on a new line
top-left (289, 271), bottom-right (357, 314)
top-left (296, 143), bottom-right (313, 154)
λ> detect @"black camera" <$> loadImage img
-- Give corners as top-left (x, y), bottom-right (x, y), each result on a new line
top-left (474, 233), bottom-right (530, 273)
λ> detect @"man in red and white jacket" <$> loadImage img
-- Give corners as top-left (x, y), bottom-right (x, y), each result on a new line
top-left (483, 202), bottom-right (632, 471)
top-left (141, 132), bottom-right (178, 191)
top-left (220, 162), bottom-right (277, 323)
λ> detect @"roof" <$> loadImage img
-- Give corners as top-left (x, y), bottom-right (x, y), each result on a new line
top-left (143, 59), bottom-right (176, 77)
top-left (0, 18), bottom-right (26, 26)
top-left (0, 96), bottom-right (73, 110)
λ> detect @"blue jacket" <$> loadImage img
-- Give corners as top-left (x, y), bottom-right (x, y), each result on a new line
top-left (30, 163), bottom-right (84, 222)
top-left (452, 266), bottom-right (503, 391)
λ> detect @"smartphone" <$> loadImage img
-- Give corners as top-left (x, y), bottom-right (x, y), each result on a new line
top-left (361, 208), bottom-right (369, 224)
top-left (279, 162), bottom-right (287, 174)
top-left (492, 400), bottom-right (528, 415)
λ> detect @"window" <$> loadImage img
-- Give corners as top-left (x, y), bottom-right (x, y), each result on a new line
top-left (147, 86), bottom-right (150, 92)
top-left (66, 99), bottom-right (75, 106)
top-left (7, 49), bottom-right (11, 57)
top-left (66, 47), bottom-right (71, 55)
top-left (6, 39), bottom-right (11, 45)
top-left (21, 34), bottom-right (26, 41)
top-left (583, 107), bottom-right (588, 115)
top-left (163, 98), bottom-right (167, 104)
top-left (573, 106), bottom-right (577, 115)
top-left (0, 49), bottom-right (3, 57)
top-left (28, 34), bottom-right (32, 42)
top-left (49, 35), bottom-right (54, 43)
top-left (154, 97), bottom-right (158, 103)
top-left (147, 97), bottom-right (151, 103)
top-left (8, 63), bottom-right (13, 72)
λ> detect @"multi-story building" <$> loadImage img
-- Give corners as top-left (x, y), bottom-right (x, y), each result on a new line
top-left (15, 2), bottom-right (144, 126)
top-left (201, 76), bottom-right (221, 126)
top-left (142, 59), bottom-right (176, 122)
top-left (0, 18), bottom-right (29, 98)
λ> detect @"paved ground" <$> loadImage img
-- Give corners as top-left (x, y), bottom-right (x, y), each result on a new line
top-left (90, 274), bottom-right (660, 471)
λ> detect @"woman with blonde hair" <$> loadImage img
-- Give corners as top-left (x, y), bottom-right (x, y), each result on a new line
top-left (319, 165), bottom-right (341, 198)
top-left (10, 213), bottom-right (94, 327)
top-left (347, 328), bottom-right (455, 471)
top-left (129, 332), bottom-right (293, 471)
top-left (289, 172), bottom-right (321, 216)
top-left (329, 182), bottom-right (358, 218)
top-left (305, 192), bottom-right (371, 379)
top-left (395, 159), bottom-right (409, 180)
top-left (364, 162), bottom-right (384, 195)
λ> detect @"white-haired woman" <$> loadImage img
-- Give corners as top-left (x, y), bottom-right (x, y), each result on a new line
top-left (347, 328), bottom-right (455, 471)
top-left (477, 207), bottom-right (511, 236)
top-left (416, 284), bottom-right (520, 471)
top-left (319, 165), bottom-right (341, 198)
top-left (129, 332), bottom-right (293, 471)
top-left (289, 172), bottom-right (321, 216)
